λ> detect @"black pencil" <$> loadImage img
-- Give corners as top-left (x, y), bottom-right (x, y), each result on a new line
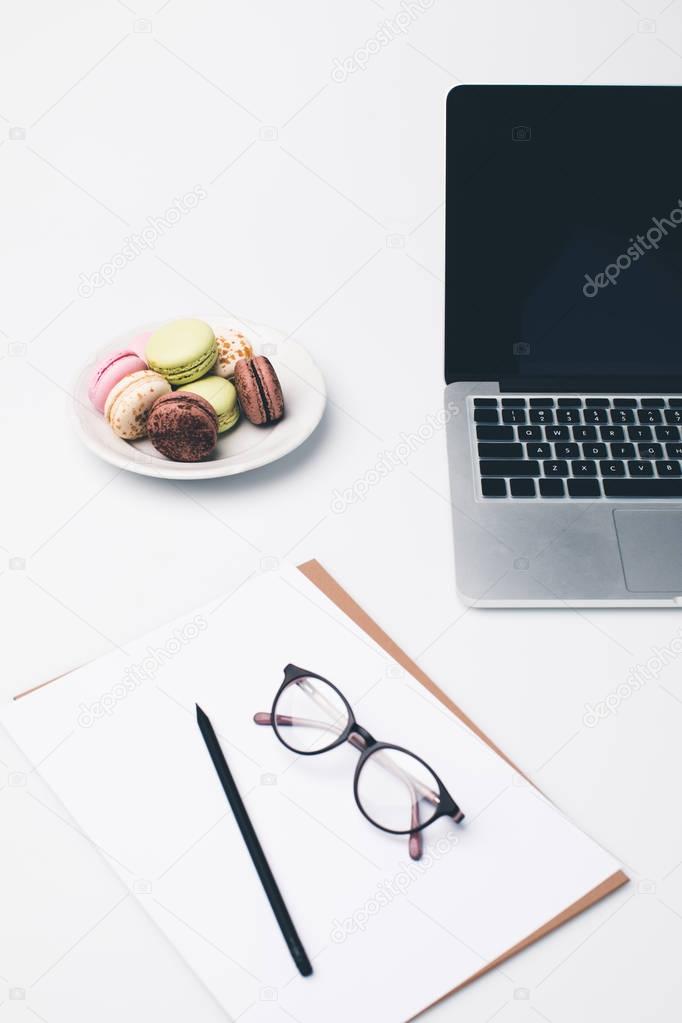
top-left (195, 704), bottom-right (313, 978)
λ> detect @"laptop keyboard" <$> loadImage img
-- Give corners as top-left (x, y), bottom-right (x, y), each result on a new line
top-left (472, 396), bottom-right (682, 499)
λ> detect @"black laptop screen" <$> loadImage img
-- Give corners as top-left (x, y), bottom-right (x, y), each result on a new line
top-left (445, 86), bottom-right (682, 389)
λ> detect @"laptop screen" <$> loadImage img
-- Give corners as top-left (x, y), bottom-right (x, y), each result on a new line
top-left (445, 86), bottom-right (682, 390)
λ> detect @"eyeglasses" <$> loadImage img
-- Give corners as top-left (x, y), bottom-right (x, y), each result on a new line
top-left (253, 664), bottom-right (465, 860)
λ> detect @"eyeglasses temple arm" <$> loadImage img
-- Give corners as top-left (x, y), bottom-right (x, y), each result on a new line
top-left (254, 711), bottom-right (344, 735)
top-left (409, 803), bottom-right (423, 860)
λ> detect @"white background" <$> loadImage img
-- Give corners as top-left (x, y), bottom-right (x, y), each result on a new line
top-left (2, 1), bottom-right (682, 1021)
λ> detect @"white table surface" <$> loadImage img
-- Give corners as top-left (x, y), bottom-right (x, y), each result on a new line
top-left (2, 1), bottom-right (682, 1020)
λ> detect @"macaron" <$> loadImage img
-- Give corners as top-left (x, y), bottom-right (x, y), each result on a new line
top-left (233, 356), bottom-right (284, 426)
top-left (104, 370), bottom-right (171, 440)
top-left (145, 318), bottom-right (217, 386)
top-left (147, 392), bottom-right (218, 462)
top-left (88, 349), bottom-right (148, 413)
top-left (177, 375), bottom-right (239, 432)
top-left (213, 327), bottom-right (254, 378)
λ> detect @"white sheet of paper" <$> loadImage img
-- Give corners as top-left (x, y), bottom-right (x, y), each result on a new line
top-left (1, 565), bottom-right (621, 1023)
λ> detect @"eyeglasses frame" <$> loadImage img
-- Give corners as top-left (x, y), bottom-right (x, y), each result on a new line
top-left (259, 664), bottom-right (464, 841)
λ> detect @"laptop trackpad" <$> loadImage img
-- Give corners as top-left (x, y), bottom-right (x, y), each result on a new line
top-left (614, 508), bottom-right (682, 593)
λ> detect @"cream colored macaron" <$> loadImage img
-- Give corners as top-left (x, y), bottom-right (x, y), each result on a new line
top-left (213, 327), bottom-right (254, 378)
top-left (104, 369), bottom-right (171, 439)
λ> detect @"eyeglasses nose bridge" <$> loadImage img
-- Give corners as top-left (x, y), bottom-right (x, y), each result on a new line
top-left (349, 723), bottom-right (376, 749)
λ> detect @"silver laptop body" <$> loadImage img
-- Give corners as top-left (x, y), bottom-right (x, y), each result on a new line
top-left (444, 85), bottom-right (682, 607)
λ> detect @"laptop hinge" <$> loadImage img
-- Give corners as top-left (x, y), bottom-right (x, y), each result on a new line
top-left (499, 376), bottom-right (682, 394)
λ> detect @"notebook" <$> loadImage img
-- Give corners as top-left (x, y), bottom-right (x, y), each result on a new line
top-left (1, 562), bottom-right (627, 1023)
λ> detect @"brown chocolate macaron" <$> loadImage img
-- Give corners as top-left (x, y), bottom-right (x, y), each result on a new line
top-left (147, 392), bottom-right (218, 462)
top-left (233, 356), bottom-right (284, 426)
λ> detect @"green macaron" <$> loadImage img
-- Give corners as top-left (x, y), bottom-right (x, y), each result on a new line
top-left (145, 319), bottom-right (217, 386)
top-left (177, 375), bottom-right (240, 432)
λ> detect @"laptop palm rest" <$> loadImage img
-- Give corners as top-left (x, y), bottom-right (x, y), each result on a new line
top-left (614, 508), bottom-right (682, 593)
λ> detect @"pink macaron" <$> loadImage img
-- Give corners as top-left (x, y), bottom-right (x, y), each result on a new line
top-left (88, 349), bottom-right (149, 413)
top-left (233, 356), bottom-right (284, 425)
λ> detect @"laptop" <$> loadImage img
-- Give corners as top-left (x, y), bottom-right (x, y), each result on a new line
top-left (444, 85), bottom-right (682, 606)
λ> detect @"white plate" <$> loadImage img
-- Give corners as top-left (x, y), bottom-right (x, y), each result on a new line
top-left (73, 318), bottom-right (326, 480)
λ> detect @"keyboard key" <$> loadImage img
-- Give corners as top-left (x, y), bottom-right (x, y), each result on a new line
top-left (543, 460), bottom-right (569, 476)
top-left (474, 398), bottom-right (498, 406)
top-left (509, 476), bottom-right (535, 497)
top-left (586, 398), bottom-right (610, 406)
top-left (628, 460), bottom-right (654, 476)
top-left (478, 443), bottom-right (523, 458)
top-left (668, 399), bottom-right (682, 407)
top-left (511, 476), bottom-right (539, 497)
top-left (641, 398), bottom-right (665, 407)
top-left (529, 398), bottom-right (554, 407)
top-left (481, 478), bottom-right (507, 498)
top-left (539, 478), bottom-right (565, 497)
top-left (574, 426), bottom-right (597, 441)
top-left (666, 443), bottom-right (682, 458)
top-left (501, 397), bottom-right (526, 407)
top-left (610, 409), bottom-right (635, 424)
top-left (555, 443), bottom-right (579, 458)
top-left (545, 425), bottom-right (570, 440)
top-left (474, 408), bottom-right (499, 423)
top-left (600, 460), bottom-right (625, 476)
top-left (604, 479), bottom-right (682, 497)
top-left (510, 478), bottom-right (536, 497)
top-left (656, 461), bottom-right (682, 476)
top-left (530, 409), bottom-right (554, 423)
top-left (600, 426), bottom-right (624, 442)
top-left (611, 443), bottom-right (635, 458)
top-left (613, 398), bottom-right (638, 407)
top-left (557, 398), bottom-right (582, 407)
top-left (479, 460), bottom-right (540, 477)
top-left (656, 426), bottom-right (680, 441)
top-left (628, 426), bottom-right (653, 441)
top-left (502, 408), bottom-right (526, 424)
top-left (568, 479), bottom-right (601, 497)
top-left (557, 409), bottom-right (580, 424)
top-left (638, 443), bottom-right (663, 458)
top-left (584, 408), bottom-right (608, 423)
top-left (638, 408), bottom-right (662, 423)
top-left (571, 460), bottom-right (597, 476)
top-left (526, 442), bottom-right (551, 458)
top-left (583, 443), bottom-right (607, 458)
top-left (518, 425), bottom-right (542, 440)
top-left (476, 425), bottom-right (514, 440)
top-left (665, 409), bottom-right (682, 424)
